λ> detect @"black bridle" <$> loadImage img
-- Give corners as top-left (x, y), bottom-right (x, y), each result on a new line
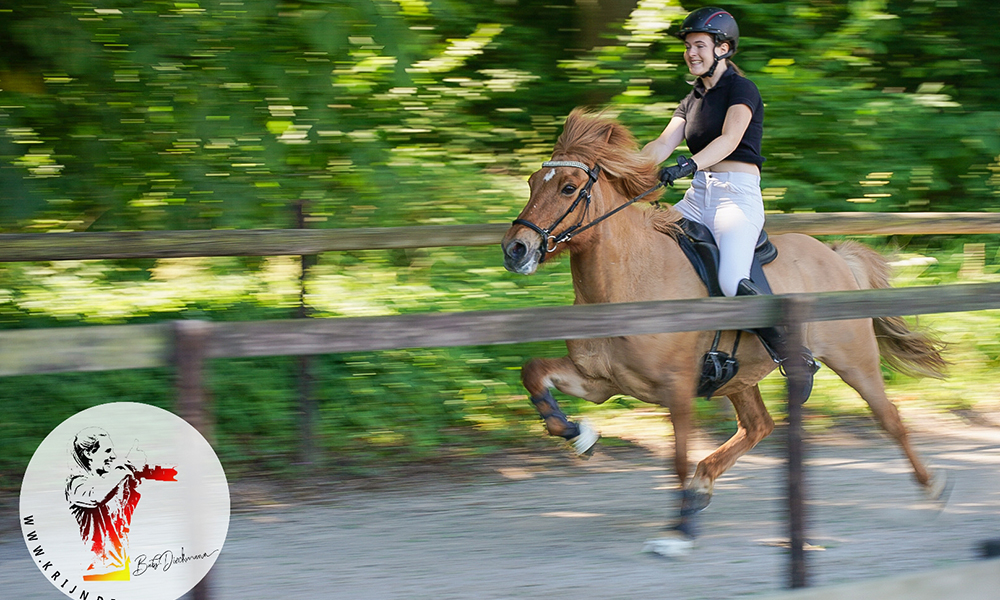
top-left (512, 160), bottom-right (663, 263)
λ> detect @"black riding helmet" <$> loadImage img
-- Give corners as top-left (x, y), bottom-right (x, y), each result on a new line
top-left (675, 7), bottom-right (739, 78)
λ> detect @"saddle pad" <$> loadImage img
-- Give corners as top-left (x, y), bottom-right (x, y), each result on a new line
top-left (675, 217), bottom-right (777, 297)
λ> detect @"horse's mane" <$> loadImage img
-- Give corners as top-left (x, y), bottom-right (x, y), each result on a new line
top-left (552, 108), bottom-right (681, 237)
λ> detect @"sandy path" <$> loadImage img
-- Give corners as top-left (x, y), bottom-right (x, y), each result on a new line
top-left (3, 415), bottom-right (999, 600)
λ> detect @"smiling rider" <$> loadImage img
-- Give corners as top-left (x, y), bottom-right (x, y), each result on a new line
top-left (641, 7), bottom-right (819, 397)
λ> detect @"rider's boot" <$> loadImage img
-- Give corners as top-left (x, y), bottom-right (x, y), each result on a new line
top-left (735, 278), bottom-right (820, 402)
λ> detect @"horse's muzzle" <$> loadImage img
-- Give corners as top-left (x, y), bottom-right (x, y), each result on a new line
top-left (502, 237), bottom-right (541, 275)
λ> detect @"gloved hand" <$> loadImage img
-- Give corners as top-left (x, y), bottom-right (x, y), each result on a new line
top-left (658, 155), bottom-right (698, 186)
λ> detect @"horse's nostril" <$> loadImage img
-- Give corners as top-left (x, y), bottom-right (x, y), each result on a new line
top-left (507, 240), bottom-right (527, 263)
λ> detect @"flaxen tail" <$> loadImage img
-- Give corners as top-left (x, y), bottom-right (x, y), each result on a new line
top-left (832, 241), bottom-right (948, 379)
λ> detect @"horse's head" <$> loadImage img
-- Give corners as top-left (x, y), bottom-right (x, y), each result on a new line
top-left (502, 159), bottom-right (601, 274)
top-left (502, 109), bottom-right (662, 275)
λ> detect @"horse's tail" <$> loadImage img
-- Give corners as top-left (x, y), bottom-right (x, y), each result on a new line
top-left (831, 240), bottom-right (949, 379)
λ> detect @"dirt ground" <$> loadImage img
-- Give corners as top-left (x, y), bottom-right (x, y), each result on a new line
top-left (3, 410), bottom-right (1000, 600)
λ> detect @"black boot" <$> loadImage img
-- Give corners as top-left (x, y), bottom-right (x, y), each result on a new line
top-left (735, 279), bottom-right (820, 402)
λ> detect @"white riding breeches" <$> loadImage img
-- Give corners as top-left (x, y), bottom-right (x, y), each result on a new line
top-left (673, 171), bottom-right (765, 297)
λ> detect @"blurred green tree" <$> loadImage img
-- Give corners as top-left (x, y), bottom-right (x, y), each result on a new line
top-left (3, 0), bottom-right (998, 231)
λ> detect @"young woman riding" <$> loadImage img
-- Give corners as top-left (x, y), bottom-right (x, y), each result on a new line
top-left (641, 7), bottom-right (818, 394)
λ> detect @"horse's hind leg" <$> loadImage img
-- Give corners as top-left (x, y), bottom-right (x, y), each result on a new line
top-left (838, 365), bottom-right (935, 487)
top-left (522, 357), bottom-right (614, 455)
top-left (820, 321), bottom-right (942, 496)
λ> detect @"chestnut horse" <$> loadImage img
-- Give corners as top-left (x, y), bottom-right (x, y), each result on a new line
top-left (501, 109), bottom-right (948, 545)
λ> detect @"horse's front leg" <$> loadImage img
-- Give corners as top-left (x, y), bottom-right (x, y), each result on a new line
top-left (522, 357), bottom-right (614, 456)
top-left (687, 384), bottom-right (775, 510)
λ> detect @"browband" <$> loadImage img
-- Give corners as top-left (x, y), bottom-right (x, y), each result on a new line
top-left (541, 160), bottom-right (596, 178)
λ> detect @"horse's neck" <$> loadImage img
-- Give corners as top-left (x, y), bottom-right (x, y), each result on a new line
top-left (569, 206), bottom-right (690, 305)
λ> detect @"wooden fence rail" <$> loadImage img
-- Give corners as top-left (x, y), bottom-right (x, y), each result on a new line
top-left (4, 282), bottom-right (1000, 377)
top-left (3, 212), bottom-right (1000, 261)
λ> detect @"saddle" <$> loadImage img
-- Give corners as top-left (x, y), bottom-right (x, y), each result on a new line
top-left (673, 218), bottom-right (778, 398)
top-left (675, 217), bottom-right (777, 297)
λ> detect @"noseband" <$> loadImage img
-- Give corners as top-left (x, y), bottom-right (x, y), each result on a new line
top-left (512, 160), bottom-right (601, 263)
top-left (512, 160), bottom-right (662, 263)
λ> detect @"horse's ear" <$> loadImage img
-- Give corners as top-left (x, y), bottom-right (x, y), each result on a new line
top-left (603, 125), bottom-right (615, 145)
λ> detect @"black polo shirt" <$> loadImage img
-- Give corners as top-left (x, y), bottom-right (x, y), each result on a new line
top-left (673, 67), bottom-right (765, 168)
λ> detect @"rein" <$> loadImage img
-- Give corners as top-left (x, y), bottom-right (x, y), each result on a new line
top-left (513, 160), bottom-right (663, 263)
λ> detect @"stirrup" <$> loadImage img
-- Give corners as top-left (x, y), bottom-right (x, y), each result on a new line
top-left (697, 350), bottom-right (739, 399)
top-left (777, 352), bottom-right (820, 378)
top-left (697, 330), bottom-right (741, 399)
top-left (778, 352), bottom-right (820, 403)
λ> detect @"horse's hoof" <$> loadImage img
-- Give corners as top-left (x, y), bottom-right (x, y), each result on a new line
top-left (680, 488), bottom-right (712, 516)
top-left (569, 419), bottom-right (600, 458)
top-left (924, 469), bottom-right (952, 506)
top-left (643, 531), bottom-right (694, 558)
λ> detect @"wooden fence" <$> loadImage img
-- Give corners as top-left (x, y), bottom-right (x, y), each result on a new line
top-left (3, 212), bottom-right (1000, 261)
top-left (3, 213), bottom-right (1000, 592)
top-left (4, 283), bottom-right (1000, 377)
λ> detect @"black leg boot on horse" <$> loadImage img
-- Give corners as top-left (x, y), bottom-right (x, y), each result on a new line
top-left (736, 278), bottom-right (821, 401)
top-left (531, 390), bottom-right (600, 456)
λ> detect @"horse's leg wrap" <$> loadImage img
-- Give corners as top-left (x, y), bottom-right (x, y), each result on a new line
top-left (531, 390), bottom-right (581, 440)
top-left (681, 487), bottom-right (711, 516)
top-left (671, 489), bottom-right (710, 539)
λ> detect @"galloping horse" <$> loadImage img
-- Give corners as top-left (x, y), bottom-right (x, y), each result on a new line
top-left (501, 109), bottom-right (948, 543)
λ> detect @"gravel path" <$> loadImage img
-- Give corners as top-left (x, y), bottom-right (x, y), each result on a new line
top-left (3, 415), bottom-right (1000, 600)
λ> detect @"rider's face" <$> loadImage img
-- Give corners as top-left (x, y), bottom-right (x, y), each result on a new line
top-left (684, 33), bottom-right (727, 77)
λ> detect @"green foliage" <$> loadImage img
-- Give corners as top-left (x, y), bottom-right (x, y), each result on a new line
top-left (3, 1), bottom-right (999, 229)
top-left (0, 0), bottom-right (598, 231)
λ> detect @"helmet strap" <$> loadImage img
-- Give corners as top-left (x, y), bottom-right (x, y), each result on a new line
top-left (702, 55), bottom-right (721, 79)
top-left (699, 42), bottom-right (732, 80)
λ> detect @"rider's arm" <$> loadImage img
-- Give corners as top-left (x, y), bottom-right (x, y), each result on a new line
top-left (641, 116), bottom-right (686, 165)
top-left (690, 103), bottom-right (753, 170)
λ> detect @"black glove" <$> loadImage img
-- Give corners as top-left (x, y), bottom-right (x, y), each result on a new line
top-left (658, 156), bottom-right (698, 186)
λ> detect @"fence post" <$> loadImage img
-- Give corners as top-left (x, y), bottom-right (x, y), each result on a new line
top-left (172, 319), bottom-right (214, 600)
top-left (174, 320), bottom-right (213, 437)
top-left (296, 199), bottom-right (319, 466)
top-left (782, 295), bottom-right (811, 589)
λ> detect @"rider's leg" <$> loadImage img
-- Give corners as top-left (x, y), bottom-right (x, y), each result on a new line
top-left (672, 171), bottom-right (707, 223)
top-left (736, 278), bottom-right (819, 401)
top-left (705, 172), bottom-right (819, 401)
top-left (704, 172), bottom-right (765, 298)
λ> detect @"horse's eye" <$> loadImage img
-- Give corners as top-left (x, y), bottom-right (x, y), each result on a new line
top-left (561, 184), bottom-right (577, 195)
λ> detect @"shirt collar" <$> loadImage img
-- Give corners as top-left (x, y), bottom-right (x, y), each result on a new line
top-left (692, 64), bottom-right (737, 98)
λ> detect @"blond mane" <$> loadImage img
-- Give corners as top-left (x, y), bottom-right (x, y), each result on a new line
top-left (552, 108), bottom-right (681, 237)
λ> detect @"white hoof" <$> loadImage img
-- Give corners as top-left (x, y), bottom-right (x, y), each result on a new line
top-left (924, 469), bottom-right (952, 505)
top-left (569, 419), bottom-right (600, 457)
top-left (643, 535), bottom-right (694, 558)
